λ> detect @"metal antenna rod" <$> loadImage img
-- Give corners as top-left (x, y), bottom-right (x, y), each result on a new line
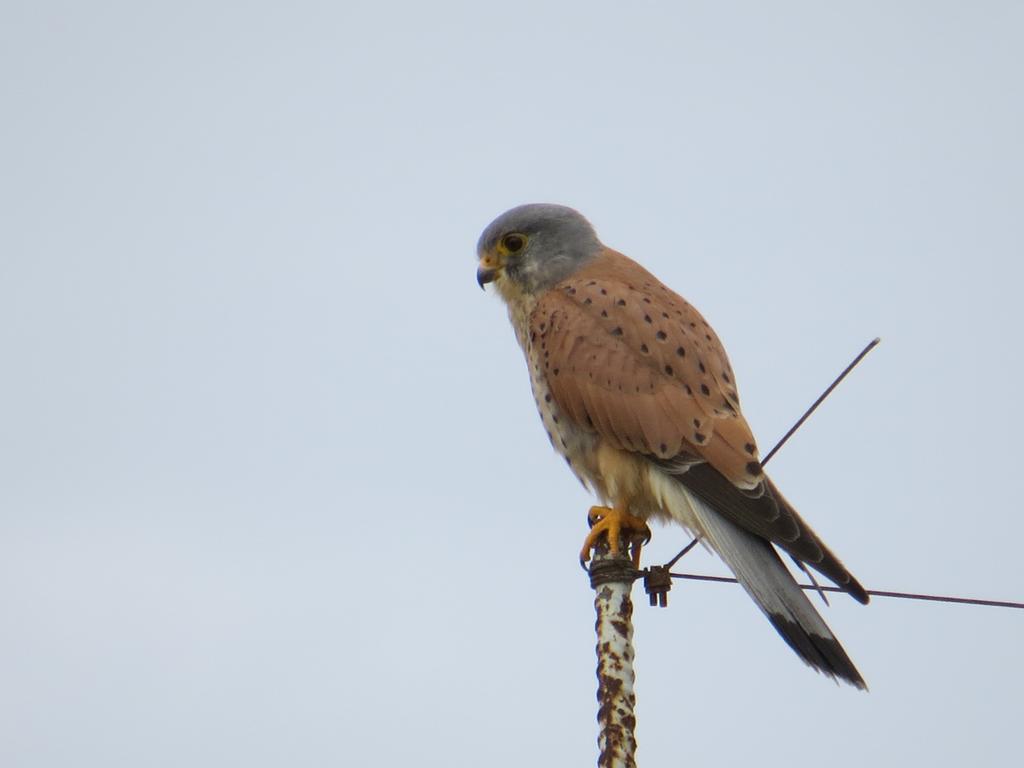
top-left (589, 542), bottom-right (639, 768)
top-left (761, 338), bottom-right (880, 467)
top-left (667, 572), bottom-right (1024, 610)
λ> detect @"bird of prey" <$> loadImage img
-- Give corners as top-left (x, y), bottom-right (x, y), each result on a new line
top-left (476, 204), bottom-right (868, 688)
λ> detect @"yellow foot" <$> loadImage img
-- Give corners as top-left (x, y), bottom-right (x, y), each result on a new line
top-left (580, 505), bottom-right (651, 567)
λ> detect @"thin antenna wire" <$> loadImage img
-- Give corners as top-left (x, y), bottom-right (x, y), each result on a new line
top-left (663, 536), bottom-right (701, 569)
top-left (761, 337), bottom-right (880, 467)
top-left (659, 337), bottom-right (880, 571)
top-left (665, 571), bottom-right (1024, 610)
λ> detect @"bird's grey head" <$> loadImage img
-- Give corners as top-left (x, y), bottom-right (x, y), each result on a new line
top-left (476, 204), bottom-right (602, 295)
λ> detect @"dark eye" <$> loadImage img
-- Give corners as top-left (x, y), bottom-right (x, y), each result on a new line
top-left (502, 233), bottom-right (526, 253)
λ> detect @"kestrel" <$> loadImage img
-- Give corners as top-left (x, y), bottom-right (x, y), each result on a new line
top-left (477, 204), bottom-right (868, 688)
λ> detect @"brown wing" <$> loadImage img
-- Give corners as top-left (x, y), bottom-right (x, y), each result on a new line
top-left (531, 248), bottom-right (761, 488)
top-left (532, 249), bottom-right (868, 602)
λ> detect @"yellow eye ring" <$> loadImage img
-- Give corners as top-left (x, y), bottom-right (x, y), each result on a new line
top-left (500, 233), bottom-right (527, 253)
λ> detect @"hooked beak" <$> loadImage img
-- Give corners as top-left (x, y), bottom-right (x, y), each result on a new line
top-left (476, 264), bottom-right (498, 289)
top-left (476, 252), bottom-right (504, 289)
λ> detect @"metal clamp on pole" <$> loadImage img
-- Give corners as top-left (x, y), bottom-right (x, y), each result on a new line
top-left (642, 565), bottom-right (673, 607)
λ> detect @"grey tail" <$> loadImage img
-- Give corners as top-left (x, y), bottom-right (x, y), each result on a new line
top-left (689, 493), bottom-right (867, 689)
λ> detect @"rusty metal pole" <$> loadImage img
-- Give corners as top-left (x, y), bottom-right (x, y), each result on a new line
top-left (589, 542), bottom-right (639, 768)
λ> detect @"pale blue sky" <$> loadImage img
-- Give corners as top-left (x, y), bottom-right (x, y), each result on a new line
top-left (1, 2), bottom-right (1022, 766)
